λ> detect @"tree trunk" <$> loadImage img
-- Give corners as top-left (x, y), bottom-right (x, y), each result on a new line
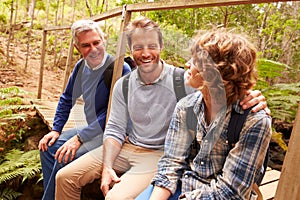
top-left (85, 0), bottom-right (93, 17)
top-left (53, 0), bottom-right (60, 70)
top-left (6, 0), bottom-right (14, 66)
top-left (13, 0), bottom-right (18, 40)
top-left (24, 0), bottom-right (36, 72)
top-left (71, 0), bottom-right (75, 22)
top-left (258, 4), bottom-right (270, 57)
top-left (45, 0), bottom-right (50, 26)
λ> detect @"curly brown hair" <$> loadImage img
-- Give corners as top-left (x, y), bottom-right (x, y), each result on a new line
top-left (191, 29), bottom-right (258, 105)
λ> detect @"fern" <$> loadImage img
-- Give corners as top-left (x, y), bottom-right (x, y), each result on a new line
top-left (0, 97), bottom-right (23, 106)
top-left (0, 149), bottom-right (41, 184)
top-left (255, 59), bottom-right (300, 122)
top-left (0, 87), bottom-right (21, 95)
top-left (0, 188), bottom-right (22, 200)
top-left (257, 58), bottom-right (289, 81)
top-left (0, 108), bottom-right (13, 118)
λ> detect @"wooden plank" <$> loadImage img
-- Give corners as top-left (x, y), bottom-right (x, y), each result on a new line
top-left (275, 103), bottom-right (300, 199)
top-left (260, 180), bottom-right (279, 200)
top-left (260, 169), bottom-right (281, 186)
top-left (106, 7), bottom-right (132, 122)
top-left (34, 101), bottom-right (86, 132)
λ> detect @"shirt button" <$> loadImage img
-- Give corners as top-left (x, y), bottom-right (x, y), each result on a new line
top-left (200, 161), bottom-right (204, 165)
top-left (184, 175), bottom-right (188, 178)
top-left (204, 140), bottom-right (208, 143)
top-left (225, 140), bottom-right (228, 144)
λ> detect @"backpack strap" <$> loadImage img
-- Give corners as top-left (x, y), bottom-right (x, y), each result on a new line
top-left (103, 55), bottom-right (115, 90)
top-left (122, 72), bottom-right (131, 105)
top-left (72, 59), bottom-right (85, 96)
top-left (228, 106), bottom-right (269, 186)
top-left (186, 106), bottom-right (197, 132)
top-left (227, 107), bottom-right (252, 148)
top-left (173, 67), bottom-right (186, 102)
top-left (122, 67), bottom-right (187, 105)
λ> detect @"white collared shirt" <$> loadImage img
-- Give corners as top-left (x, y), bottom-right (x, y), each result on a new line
top-left (85, 52), bottom-right (108, 70)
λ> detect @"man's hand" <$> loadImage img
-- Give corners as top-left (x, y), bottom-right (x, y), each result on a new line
top-left (54, 135), bottom-right (81, 164)
top-left (38, 131), bottom-right (60, 151)
top-left (100, 165), bottom-right (121, 196)
top-left (240, 90), bottom-right (270, 115)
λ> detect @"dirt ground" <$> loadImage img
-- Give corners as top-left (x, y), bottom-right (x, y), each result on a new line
top-left (0, 35), bottom-right (66, 102)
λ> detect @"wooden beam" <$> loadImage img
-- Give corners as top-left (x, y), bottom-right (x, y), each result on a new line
top-left (122, 0), bottom-right (299, 12)
top-left (44, 25), bottom-right (71, 31)
top-left (90, 7), bottom-right (123, 22)
top-left (106, 5), bottom-right (132, 122)
top-left (62, 38), bottom-right (74, 93)
top-left (37, 30), bottom-right (47, 99)
top-left (274, 103), bottom-right (300, 200)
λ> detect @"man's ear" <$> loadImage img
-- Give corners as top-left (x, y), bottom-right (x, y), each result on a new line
top-left (74, 44), bottom-right (80, 52)
top-left (160, 44), bottom-right (164, 51)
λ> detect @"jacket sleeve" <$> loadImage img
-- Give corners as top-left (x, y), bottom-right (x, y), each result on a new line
top-left (52, 60), bottom-right (83, 133)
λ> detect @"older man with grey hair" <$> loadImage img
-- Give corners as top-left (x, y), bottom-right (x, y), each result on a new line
top-left (38, 19), bottom-right (131, 200)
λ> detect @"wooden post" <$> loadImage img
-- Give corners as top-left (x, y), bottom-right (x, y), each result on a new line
top-left (62, 38), bottom-right (74, 93)
top-left (106, 5), bottom-right (132, 122)
top-left (37, 30), bottom-right (47, 99)
top-left (274, 103), bottom-right (300, 199)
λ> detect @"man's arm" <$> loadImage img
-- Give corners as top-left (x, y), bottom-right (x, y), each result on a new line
top-left (99, 74), bottom-right (131, 196)
top-left (150, 186), bottom-right (171, 200)
top-left (100, 138), bottom-right (122, 196)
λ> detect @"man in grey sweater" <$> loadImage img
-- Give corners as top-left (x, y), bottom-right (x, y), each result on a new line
top-left (55, 17), bottom-right (269, 200)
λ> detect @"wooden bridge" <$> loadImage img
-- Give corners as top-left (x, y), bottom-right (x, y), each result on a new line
top-left (35, 1), bottom-right (300, 199)
top-left (34, 100), bottom-right (282, 200)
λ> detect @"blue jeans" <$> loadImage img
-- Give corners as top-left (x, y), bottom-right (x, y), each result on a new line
top-left (135, 182), bottom-right (181, 200)
top-left (40, 127), bottom-right (103, 200)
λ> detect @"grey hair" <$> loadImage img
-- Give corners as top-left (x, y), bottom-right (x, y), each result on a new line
top-left (71, 20), bottom-right (105, 45)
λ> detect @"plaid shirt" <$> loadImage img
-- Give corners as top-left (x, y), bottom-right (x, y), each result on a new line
top-left (152, 91), bottom-right (272, 199)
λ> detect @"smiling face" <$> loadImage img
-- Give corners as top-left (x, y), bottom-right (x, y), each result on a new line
top-left (75, 29), bottom-right (105, 69)
top-left (130, 28), bottom-right (162, 75)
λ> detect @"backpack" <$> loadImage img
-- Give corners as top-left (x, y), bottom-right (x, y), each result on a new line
top-left (186, 106), bottom-right (269, 186)
top-left (122, 67), bottom-right (186, 104)
top-left (76, 56), bottom-right (136, 92)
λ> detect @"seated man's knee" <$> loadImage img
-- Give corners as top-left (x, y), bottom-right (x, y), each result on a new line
top-left (56, 167), bottom-right (72, 185)
top-left (105, 190), bottom-right (135, 200)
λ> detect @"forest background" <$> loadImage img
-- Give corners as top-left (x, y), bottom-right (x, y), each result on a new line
top-left (0, 0), bottom-right (299, 199)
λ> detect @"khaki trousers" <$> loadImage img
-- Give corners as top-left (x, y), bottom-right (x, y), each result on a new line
top-left (55, 141), bottom-right (163, 200)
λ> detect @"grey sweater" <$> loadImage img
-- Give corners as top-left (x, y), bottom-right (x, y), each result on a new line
top-left (104, 62), bottom-right (194, 150)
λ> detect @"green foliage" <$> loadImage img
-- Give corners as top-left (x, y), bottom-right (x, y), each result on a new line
top-left (263, 83), bottom-right (300, 123)
top-left (0, 14), bottom-right (7, 24)
top-left (0, 86), bottom-right (21, 96)
top-left (0, 149), bottom-right (41, 184)
top-left (255, 59), bottom-right (300, 123)
top-left (0, 188), bottom-right (22, 200)
top-left (257, 59), bottom-right (290, 82)
top-left (160, 24), bottom-right (192, 65)
top-left (0, 87), bottom-right (25, 107)
top-left (272, 128), bottom-right (288, 151)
